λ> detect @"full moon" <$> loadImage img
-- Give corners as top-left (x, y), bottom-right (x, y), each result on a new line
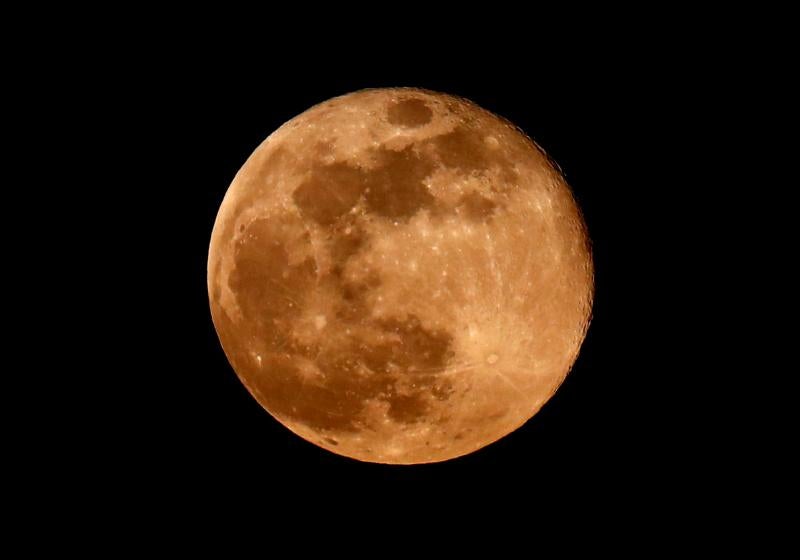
top-left (208, 88), bottom-right (593, 464)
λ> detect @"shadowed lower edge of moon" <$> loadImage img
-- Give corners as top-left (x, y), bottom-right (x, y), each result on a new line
top-left (208, 89), bottom-right (593, 464)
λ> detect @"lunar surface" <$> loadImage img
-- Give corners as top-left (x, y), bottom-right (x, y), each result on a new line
top-left (208, 88), bottom-right (593, 464)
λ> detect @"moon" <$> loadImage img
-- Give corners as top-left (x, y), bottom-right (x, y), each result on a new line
top-left (208, 88), bottom-right (593, 464)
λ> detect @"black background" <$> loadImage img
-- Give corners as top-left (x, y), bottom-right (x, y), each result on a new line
top-left (110, 54), bottom-right (699, 511)
top-left (10, 13), bottom-right (781, 543)
top-left (2, 9), bottom-right (780, 544)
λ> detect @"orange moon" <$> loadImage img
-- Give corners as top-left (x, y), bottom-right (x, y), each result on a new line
top-left (208, 88), bottom-right (593, 464)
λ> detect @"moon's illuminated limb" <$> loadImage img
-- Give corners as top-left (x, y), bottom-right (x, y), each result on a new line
top-left (208, 88), bottom-right (593, 464)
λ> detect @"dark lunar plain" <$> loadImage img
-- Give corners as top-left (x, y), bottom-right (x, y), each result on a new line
top-left (100, 55), bottom-right (704, 514)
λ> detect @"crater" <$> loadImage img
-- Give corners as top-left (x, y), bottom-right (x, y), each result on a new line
top-left (387, 98), bottom-right (433, 127)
